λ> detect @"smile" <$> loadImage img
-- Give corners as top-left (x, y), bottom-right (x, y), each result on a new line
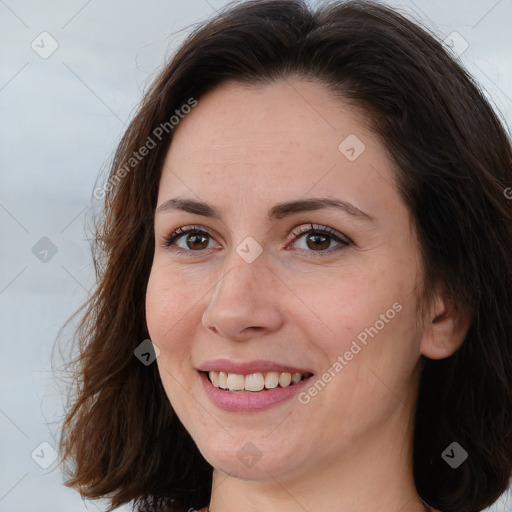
top-left (205, 371), bottom-right (312, 392)
top-left (198, 370), bottom-right (315, 412)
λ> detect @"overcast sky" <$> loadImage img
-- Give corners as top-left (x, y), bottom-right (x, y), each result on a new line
top-left (1, 0), bottom-right (511, 510)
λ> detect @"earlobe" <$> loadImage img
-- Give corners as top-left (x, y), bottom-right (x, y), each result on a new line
top-left (420, 293), bottom-right (471, 360)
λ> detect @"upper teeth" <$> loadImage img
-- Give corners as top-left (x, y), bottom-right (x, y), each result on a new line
top-left (208, 371), bottom-right (305, 392)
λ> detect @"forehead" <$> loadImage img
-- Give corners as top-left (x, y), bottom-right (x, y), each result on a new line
top-left (157, 79), bottom-right (400, 218)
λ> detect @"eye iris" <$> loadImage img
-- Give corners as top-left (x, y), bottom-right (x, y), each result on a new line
top-left (306, 233), bottom-right (330, 250)
top-left (186, 232), bottom-right (209, 250)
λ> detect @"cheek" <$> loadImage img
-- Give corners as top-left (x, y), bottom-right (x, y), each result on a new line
top-left (145, 269), bottom-right (197, 405)
top-left (145, 266), bottom-right (197, 353)
top-left (313, 274), bottom-right (386, 337)
top-left (312, 267), bottom-right (419, 366)
top-left (145, 272), bottom-right (168, 343)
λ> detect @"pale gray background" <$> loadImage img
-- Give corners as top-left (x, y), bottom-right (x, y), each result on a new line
top-left (1, 0), bottom-right (511, 510)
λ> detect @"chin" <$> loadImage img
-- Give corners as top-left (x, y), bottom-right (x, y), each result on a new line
top-left (205, 452), bottom-right (291, 481)
top-left (193, 431), bottom-right (310, 482)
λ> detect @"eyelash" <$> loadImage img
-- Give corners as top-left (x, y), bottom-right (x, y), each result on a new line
top-left (161, 223), bottom-right (352, 257)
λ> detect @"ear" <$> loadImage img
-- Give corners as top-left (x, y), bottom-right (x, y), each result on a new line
top-left (420, 289), bottom-right (472, 360)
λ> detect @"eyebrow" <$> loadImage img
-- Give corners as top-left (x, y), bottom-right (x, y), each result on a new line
top-left (155, 197), bottom-right (374, 222)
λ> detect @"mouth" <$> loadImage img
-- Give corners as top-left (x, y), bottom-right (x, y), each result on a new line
top-left (196, 359), bottom-right (316, 411)
top-left (201, 370), bottom-right (314, 393)
top-left (197, 363), bottom-right (315, 412)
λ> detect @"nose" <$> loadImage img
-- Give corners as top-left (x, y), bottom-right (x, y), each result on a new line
top-left (201, 253), bottom-right (284, 341)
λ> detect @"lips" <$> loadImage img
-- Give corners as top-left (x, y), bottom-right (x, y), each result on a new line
top-left (195, 359), bottom-right (315, 412)
top-left (199, 371), bottom-right (313, 412)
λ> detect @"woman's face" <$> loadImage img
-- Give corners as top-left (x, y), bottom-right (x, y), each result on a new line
top-left (146, 78), bottom-right (428, 483)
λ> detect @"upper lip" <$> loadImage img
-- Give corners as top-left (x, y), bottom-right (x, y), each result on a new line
top-left (197, 358), bottom-right (314, 375)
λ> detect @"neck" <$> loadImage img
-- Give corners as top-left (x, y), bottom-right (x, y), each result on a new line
top-left (207, 396), bottom-right (428, 512)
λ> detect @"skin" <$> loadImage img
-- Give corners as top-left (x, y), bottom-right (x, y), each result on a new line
top-left (145, 78), bottom-right (468, 512)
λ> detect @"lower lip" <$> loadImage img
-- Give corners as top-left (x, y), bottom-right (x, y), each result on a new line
top-left (198, 371), bottom-right (313, 412)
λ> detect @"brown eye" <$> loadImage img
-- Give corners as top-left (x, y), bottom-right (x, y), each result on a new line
top-left (183, 232), bottom-right (210, 250)
top-left (290, 224), bottom-right (351, 253)
top-left (305, 233), bottom-right (331, 251)
top-left (163, 226), bottom-right (217, 252)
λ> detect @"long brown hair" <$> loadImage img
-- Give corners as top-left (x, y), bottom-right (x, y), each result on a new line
top-left (58, 1), bottom-right (512, 511)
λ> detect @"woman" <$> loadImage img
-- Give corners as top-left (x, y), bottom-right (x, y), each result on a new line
top-left (58, 1), bottom-right (512, 511)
